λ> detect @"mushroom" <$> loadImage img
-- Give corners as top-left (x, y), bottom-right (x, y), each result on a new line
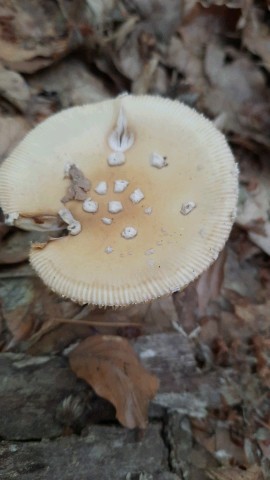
top-left (0, 95), bottom-right (238, 306)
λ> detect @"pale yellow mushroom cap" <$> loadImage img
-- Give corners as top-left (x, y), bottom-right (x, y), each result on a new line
top-left (0, 95), bottom-right (238, 306)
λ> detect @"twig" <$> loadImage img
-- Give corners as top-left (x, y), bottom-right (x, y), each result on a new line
top-left (52, 317), bottom-right (142, 328)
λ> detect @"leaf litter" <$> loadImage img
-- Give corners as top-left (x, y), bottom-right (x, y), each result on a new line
top-left (0, 0), bottom-right (270, 477)
top-left (69, 335), bottom-right (159, 429)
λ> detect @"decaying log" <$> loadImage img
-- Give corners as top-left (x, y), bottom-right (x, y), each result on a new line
top-left (0, 333), bottom-right (221, 441)
top-left (0, 424), bottom-right (175, 480)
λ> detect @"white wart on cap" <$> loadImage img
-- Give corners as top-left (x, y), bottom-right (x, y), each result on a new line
top-left (0, 95), bottom-right (238, 306)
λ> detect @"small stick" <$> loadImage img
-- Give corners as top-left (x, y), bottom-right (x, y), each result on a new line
top-left (25, 316), bottom-right (142, 350)
top-left (52, 317), bottom-right (142, 328)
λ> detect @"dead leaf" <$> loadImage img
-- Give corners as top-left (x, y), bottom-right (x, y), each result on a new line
top-left (173, 282), bottom-right (199, 335)
top-left (251, 336), bottom-right (270, 388)
top-left (237, 183), bottom-right (269, 227)
top-left (124, 0), bottom-right (181, 39)
top-left (86, 0), bottom-right (116, 25)
top-left (236, 155), bottom-right (270, 255)
top-left (0, 0), bottom-right (86, 73)
top-left (69, 335), bottom-right (159, 429)
top-left (132, 54), bottom-right (159, 94)
top-left (165, 5), bottom-right (270, 148)
top-left (178, 6), bottom-right (226, 71)
top-left (223, 246), bottom-right (262, 302)
top-left (110, 24), bottom-right (150, 81)
top-left (0, 276), bottom-right (37, 349)
top-left (242, 7), bottom-right (270, 72)
top-left (0, 66), bottom-right (30, 111)
top-left (207, 464), bottom-right (263, 480)
top-left (0, 115), bottom-right (29, 163)
top-left (0, 230), bottom-right (50, 265)
top-left (193, 420), bottom-right (247, 466)
top-left (166, 33), bottom-right (205, 92)
top-left (172, 248), bottom-right (226, 333)
top-left (89, 295), bottom-right (179, 337)
top-left (28, 57), bottom-right (112, 108)
top-left (196, 248), bottom-right (227, 316)
top-left (248, 222), bottom-right (270, 257)
top-left (28, 322), bottom-right (95, 356)
top-left (200, 1), bottom-right (243, 6)
top-left (203, 44), bottom-right (270, 146)
top-left (235, 300), bottom-right (270, 331)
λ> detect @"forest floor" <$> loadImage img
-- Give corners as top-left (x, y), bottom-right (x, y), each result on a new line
top-left (0, 1), bottom-right (270, 479)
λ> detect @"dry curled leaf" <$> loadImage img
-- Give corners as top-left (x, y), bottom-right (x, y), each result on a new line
top-left (235, 300), bottom-right (270, 328)
top-left (29, 58), bottom-right (111, 108)
top-left (196, 247), bottom-right (227, 316)
top-left (0, 67), bottom-right (30, 111)
top-left (69, 335), bottom-right (159, 429)
top-left (207, 464), bottom-right (263, 480)
top-left (0, 0), bottom-right (86, 73)
top-left (124, 0), bottom-right (181, 39)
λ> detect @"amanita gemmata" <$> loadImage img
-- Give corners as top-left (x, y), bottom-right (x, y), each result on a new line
top-left (0, 95), bottom-right (238, 306)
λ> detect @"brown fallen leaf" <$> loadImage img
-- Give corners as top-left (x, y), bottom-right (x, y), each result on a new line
top-left (0, 0), bottom-right (86, 73)
top-left (125, 0), bottom-right (181, 39)
top-left (203, 43), bottom-right (270, 146)
top-left (251, 335), bottom-right (270, 388)
top-left (242, 7), bottom-right (270, 73)
top-left (26, 315), bottom-right (142, 355)
top-left (235, 301), bottom-right (270, 331)
top-left (207, 464), bottom-right (263, 480)
top-left (69, 335), bottom-right (159, 429)
top-left (196, 247), bottom-right (227, 317)
top-left (0, 66), bottom-right (30, 111)
top-left (237, 178), bottom-right (270, 256)
top-left (28, 57), bottom-right (111, 108)
top-left (132, 54), bottom-right (159, 94)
